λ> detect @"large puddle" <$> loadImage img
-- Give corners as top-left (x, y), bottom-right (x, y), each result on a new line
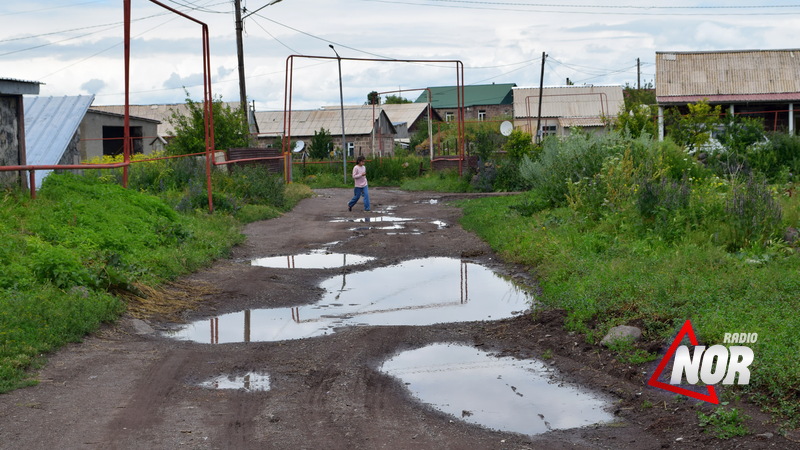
top-left (166, 257), bottom-right (531, 343)
top-left (380, 343), bottom-right (615, 436)
top-left (251, 250), bottom-right (375, 269)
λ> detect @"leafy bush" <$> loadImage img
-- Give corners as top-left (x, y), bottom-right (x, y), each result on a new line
top-left (520, 131), bottom-right (627, 207)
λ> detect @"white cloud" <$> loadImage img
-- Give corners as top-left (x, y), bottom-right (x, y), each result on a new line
top-left (2, 0), bottom-right (800, 111)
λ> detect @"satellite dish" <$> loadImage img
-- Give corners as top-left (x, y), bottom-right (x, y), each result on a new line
top-left (500, 121), bottom-right (513, 137)
top-left (292, 140), bottom-right (306, 153)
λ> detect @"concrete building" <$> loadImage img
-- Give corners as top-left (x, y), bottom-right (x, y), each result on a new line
top-left (0, 78), bottom-right (40, 188)
top-left (80, 109), bottom-right (162, 160)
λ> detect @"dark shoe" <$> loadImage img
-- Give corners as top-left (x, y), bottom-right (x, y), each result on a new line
top-left (364, 209), bottom-right (371, 212)
top-left (348, 204), bottom-right (352, 211)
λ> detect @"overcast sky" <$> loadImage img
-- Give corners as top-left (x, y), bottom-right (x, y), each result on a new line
top-left (3, 1), bottom-right (800, 110)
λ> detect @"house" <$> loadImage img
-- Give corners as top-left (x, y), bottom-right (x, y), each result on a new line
top-left (89, 101), bottom-right (242, 144)
top-left (512, 85), bottom-right (625, 138)
top-left (324, 103), bottom-right (442, 153)
top-left (655, 49), bottom-right (800, 138)
top-left (23, 95), bottom-right (94, 189)
top-left (0, 77), bottom-right (40, 189)
top-left (413, 83), bottom-right (516, 122)
top-left (254, 107), bottom-right (397, 157)
top-left (79, 109), bottom-right (161, 160)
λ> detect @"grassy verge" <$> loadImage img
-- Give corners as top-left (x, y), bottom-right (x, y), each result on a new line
top-left (458, 192), bottom-right (800, 423)
top-left (0, 172), bottom-right (311, 392)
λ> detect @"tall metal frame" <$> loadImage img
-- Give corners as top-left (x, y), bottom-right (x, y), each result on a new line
top-left (283, 55), bottom-right (465, 180)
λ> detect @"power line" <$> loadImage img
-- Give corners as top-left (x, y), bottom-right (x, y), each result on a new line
top-left (0, 0), bottom-right (106, 17)
top-left (362, 0), bottom-right (800, 15)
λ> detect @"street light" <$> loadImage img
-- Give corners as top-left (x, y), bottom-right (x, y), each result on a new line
top-left (234, 0), bottom-right (284, 131)
top-left (330, 44), bottom-right (347, 184)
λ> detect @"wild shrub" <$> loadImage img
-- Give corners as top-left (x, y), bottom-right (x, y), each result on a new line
top-left (520, 131), bottom-right (627, 207)
top-left (722, 175), bottom-right (783, 249)
top-left (217, 166), bottom-right (286, 208)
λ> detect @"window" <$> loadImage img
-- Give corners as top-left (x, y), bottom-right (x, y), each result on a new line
top-left (347, 142), bottom-right (355, 157)
top-left (478, 110), bottom-right (486, 121)
top-left (445, 112), bottom-right (454, 122)
top-left (540, 125), bottom-right (557, 137)
top-left (103, 126), bottom-right (143, 156)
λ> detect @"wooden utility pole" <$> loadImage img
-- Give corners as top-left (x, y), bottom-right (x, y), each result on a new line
top-left (535, 52), bottom-right (547, 142)
top-left (637, 57), bottom-right (641, 89)
top-left (234, 0), bottom-right (248, 121)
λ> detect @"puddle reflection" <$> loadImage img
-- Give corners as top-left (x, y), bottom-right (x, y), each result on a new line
top-left (251, 250), bottom-right (374, 269)
top-left (167, 257), bottom-right (531, 343)
top-left (199, 372), bottom-right (271, 391)
top-left (380, 343), bottom-right (614, 436)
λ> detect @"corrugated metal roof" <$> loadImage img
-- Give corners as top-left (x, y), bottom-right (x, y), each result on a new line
top-left (321, 103), bottom-right (435, 127)
top-left (413, 83), bottom-right (516, 108)
top-left (0, 78), bottom-right (42, 95)
top-left (658, 92), bottom-right (800, 105)
top-left (90, 102), bottom-right (240, 137)
top-left (512, 85), bottom-right (624, 119)
top-left (255, 106), bottom-right (392, 137)
top-left (23, 95), bottom-right (94, 187)
top-left (558, 117), bottom-right (607, 128)
top-left (655, 49), bottom-right (800, 100)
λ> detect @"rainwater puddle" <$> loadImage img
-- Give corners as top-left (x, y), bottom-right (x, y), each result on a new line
top-left (380, 343), bottom-right (614, 436)
top-left (251, 251), bottom-right (375, 269)
top-left (199, 372), bottom-right (271, 391)
top-left (167, 257), bottom-right (531, 343)
top-left (331, 216), bottom-right (415, 224)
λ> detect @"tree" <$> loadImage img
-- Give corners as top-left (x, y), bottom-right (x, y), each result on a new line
top-left (366, 91), bottom-right (380, 105)
top-left (615, 83), bottom-right (658, 138)
top-left (665, 99), bottom-right (722, 151)
top-left (503, 129), bottom-right (536, 161)
top-left (384, 95), bottom-right (411, 104)
top-left (166, 93), bottom-right (251, 156)
top-left (308, 127), bottom-right (333, 159)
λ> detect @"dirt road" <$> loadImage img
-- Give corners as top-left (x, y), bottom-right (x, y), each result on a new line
top-left (0, 188), bottom-right (791, 449)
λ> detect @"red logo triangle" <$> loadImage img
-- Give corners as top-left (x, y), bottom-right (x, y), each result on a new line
top-left (647, 319), bottom-right (719, 404)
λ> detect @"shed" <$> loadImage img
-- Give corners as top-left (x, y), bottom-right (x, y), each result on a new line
top-left (80, 109), bottom-right (162, 160)
top-left (655, 49), bottom-right (800, 136)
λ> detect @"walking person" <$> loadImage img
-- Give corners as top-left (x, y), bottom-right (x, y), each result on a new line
top-left (347, 155), bottom-right (371, 212)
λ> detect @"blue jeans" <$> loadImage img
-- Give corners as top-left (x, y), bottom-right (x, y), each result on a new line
top-left (348, 185), bottom-right (370, 211)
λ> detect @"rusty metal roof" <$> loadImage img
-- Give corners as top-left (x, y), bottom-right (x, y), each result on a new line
top-left (656, 49), bottom-right (800, 103)
top-left (512, 85), bottom-right (624, 119)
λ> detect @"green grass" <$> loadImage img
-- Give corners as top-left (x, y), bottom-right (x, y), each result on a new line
top-left (697, 407), bottom-right (750, 439)
top-left (0, 172), bottom-right (311, 392)
top-left (458, 191), bottom-right (800, 423)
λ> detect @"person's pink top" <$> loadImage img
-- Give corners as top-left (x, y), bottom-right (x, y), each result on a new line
top-left (352, 165), bottom-right (367, 187)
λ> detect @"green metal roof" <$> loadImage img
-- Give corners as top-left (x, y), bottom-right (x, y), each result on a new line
top-left (414, 83), bottom-right (516, 108)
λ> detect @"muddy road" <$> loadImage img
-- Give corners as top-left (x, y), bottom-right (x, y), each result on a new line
top-left (0, 188), bottom-right (791, 449)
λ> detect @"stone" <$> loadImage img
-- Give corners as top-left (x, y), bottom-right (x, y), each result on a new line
top-left (600, 325), bottom-right (643, 347)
